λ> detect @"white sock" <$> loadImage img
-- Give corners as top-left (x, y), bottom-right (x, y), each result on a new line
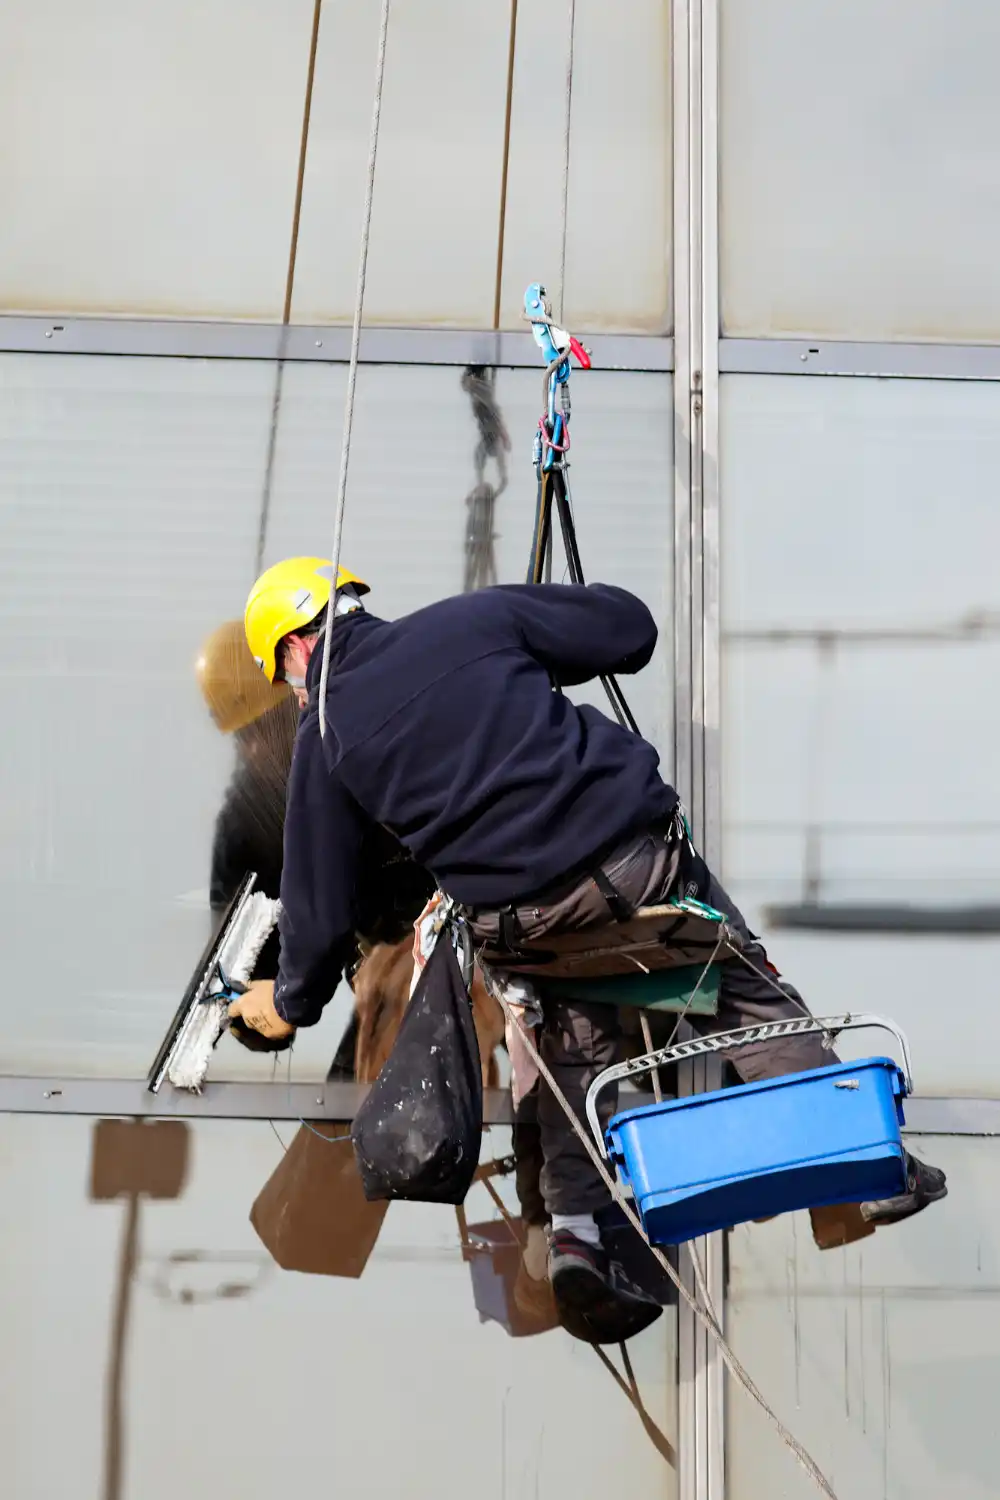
top-left (551, 1211), bottom-right (601, 1247)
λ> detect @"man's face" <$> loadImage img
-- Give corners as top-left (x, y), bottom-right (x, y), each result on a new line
top-left (278, 634), bottom-right (315, 708)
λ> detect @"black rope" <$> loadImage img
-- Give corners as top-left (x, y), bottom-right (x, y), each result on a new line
top-left (527, 458), bottom-right (640, 735)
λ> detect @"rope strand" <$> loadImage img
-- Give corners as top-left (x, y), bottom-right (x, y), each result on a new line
top-left (319, 0), bottom-right (392, 739)
top-left (557, 0), bottom-right (576, 324)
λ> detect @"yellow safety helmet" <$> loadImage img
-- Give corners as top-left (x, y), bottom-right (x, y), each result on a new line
top-left (245, 556), bottom-right (369, 683)
top-left (196, 619), bottom-right (291, 734)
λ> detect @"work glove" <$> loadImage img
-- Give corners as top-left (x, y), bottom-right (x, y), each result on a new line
top-left (228, 979), bottom-right (296, 1050)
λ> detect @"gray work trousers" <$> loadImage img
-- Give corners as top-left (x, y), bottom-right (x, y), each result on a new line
top-left (481, 823), bottom-right (833, 1218)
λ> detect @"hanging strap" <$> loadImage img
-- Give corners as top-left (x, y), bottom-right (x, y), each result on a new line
top-left (591, 866), bottom-right (634, 923)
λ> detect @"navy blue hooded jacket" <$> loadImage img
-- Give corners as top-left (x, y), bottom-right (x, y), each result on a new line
top-left (274, 583), bottom-right (677, 1025)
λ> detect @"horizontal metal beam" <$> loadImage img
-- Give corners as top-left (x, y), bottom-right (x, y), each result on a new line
top-left (0, 1075), bottom-right (515, 1124)
top-left (720, 336), bottom-right (1000, 381)
top-left (13, 320), bottom-right (1000, 382)
top-left (725, 612), bottom-right (1000, 647)
top-left (0, 314), bottom-right (674, 372)
top-left (763, 901), bottom-right (1000, 937)
top-left (902, 1097), bottom-right (1000, 1137)
top-left (0, 1077), bottom-right (993, 1135)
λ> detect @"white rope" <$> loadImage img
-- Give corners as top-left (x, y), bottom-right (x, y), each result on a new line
top-left (557, 0), bottom-right (576, 324)
top-left (661, 926), bottom-right (729, 1050)
top-left (486, 984), bottom-right (839, 1500)
top-left (319, 0), bottom-right (392, 739)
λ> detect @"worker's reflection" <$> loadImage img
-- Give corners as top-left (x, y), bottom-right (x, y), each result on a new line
top-left (196, 620), bottom-right (296, 985)
top-left (197, 620), bottom-right (437, 1069)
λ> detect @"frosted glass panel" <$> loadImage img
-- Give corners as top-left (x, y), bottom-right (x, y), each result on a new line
top-left (263, 364), bottom-right (674, 755)
top-left (497, 0), bottom-right (672, 333)
top-left (728, 1136), bottom-right (997, 1499)
top-left (0, 355), bottom-right (671, 1078)
top-left (0, 0), bottom-right (315, 318)
top-left (0, 354), bottom-right (273, 1076)
top-left (0, 0), bottom-right (670, 330)
top-left (292, 0), bottom-right (671, 332)
top-left (290, 0), bottom-right (511, 329)
top-left (0, 1114), bottom-right (677, 1499)
top-left (721, 376), bottom-right (1000, 1093)
top-left (720, 0), bottom-right (1000, 341)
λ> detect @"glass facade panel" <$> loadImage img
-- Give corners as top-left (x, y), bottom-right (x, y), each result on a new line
top-left (727, 1136), bottom-right (997, 1499)
top-left (0, 1113), bottom-right (677, 1498)
top-left (281, 0), bottom-right (672, 332)
top-left (0, 355), bottom-right (672, 1080)
top-left (720, 0), bottom-right (1000, 341)
top-left (0, 0), bottom-right (316, 319)
top-left (721, 375), bottom-right (1000, 1094)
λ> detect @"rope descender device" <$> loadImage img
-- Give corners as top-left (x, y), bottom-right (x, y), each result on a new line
top-left (523, 283), bottom-right (592, 474)
top-left (521, 281), bottom-right (639, 734)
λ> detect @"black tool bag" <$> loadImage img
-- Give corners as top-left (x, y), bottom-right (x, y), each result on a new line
top-left (350, 928), bottom-right (483, 1205)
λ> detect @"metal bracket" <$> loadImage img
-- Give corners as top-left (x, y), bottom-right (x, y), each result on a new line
top-left (585, 1012), bottom-right (915, 1155)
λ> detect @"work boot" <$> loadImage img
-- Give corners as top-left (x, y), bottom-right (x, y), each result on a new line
top-left (547, 1229), bottom-right (663, 1346)
top-left (860, 1152), bottom-right (948, 1227)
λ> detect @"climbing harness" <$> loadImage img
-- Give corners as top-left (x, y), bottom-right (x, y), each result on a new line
top-left (460, 366), bottom-right (511, 593)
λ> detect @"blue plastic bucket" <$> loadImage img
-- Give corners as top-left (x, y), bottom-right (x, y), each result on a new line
top-left (606, 1057), bottom-right (908, 1245)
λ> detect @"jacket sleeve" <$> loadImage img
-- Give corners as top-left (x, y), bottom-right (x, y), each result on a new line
top-left (274, 710), bottom-right (366, 1026)
top-left (498, 582), bottom-right (658, 686)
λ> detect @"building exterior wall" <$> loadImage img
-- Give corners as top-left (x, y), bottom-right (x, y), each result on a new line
top-left (718, 5), bottom-right (1000, 1496)
top-left (0, 5), bottom-right (678, 1498)
top-left (1, 3), bottom-right (997, 1497)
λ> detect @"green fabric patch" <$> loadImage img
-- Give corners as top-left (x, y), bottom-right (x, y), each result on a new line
top-left (538, 963), bottom-right (721, 1015)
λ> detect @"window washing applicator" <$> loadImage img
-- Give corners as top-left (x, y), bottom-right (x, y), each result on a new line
top-left (147, 873), bottom-right (281, 1093)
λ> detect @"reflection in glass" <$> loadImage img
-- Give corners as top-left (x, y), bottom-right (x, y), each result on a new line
top-left (728, 1137), bottom-right (998, 1499)
top-left (0, 1114), bottom-right (677, 1499)
top-left (720, 374), bottom-right (1000, 1093)
top-left (0, 355), bottom-right (672, 1079)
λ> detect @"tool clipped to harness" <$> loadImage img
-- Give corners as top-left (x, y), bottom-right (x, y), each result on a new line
top-left (586, 1014), bottom-right (915, 1247)
top-left (147, 873), bottom-right (283, 1092)
top-left (523, 282), bottom-right (591, 476)
top-left (351, 899), bottom-right (483, 1205)
top-left (523, 282), bottom-right (592, 377)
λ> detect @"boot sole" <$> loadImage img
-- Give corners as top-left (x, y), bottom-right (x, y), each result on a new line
top-left (552, 1261), bottom-right (663, 1346)
top-left (861, 1181), bottom-right (949, 1227)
